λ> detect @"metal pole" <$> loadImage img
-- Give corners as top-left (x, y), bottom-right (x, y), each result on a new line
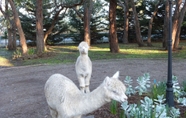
top-left (166, 0), bottom-right (174, 107)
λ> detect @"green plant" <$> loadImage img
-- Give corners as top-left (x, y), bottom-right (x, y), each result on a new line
top-left (121, 95), bottom-right (180, 118)
top-left (124, 76), bottom-right (136, 96)
top-left (172, 75), bottom-right (182, 98)
top-left (12, 49), bottom-right (22, 59)
top-left (150, 81), bottom-right (166, 100)
top-left (181, 80), bottom-right (186, 93)
top-left (110, 100), bottom-right (118, 115)
top-left (135, 73), bottom-right (151, 95)
top-left (28, 48), bottom-right (35, 55)
top-left (111, 74), bottom-right (186, 118)
top-left (177, 97), bottom-right (186, 106)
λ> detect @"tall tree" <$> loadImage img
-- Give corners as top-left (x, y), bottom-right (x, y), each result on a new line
top-left (0, 0), bottom-right (16, 50)
top-left (83, 0), bottom-right (93, 45)
top-left (163, 0), bottom-right (169, 49)
top-left (131, 0), bottom-right (144, 46)
top-left (171, 0), bottom-right (182, 50)
top-left (172, 0), bottom-right (186, 50)
top-left (174, 2), bottom-right (186, 49)
top-left (118, 0), bottom-right (129, 44)
top-left (109, 0), bottom-right (119, 53)
top-left (7, 0), bottom-right (28, 55)
top-left (147, 0), bottom-right (163, 46)
top-left (36, 0), bottom-right (44, 54)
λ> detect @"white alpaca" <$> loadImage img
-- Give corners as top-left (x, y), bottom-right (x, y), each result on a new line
top-left (75, 41), bottom-right (92, 93)
top-left (44, 71), bottom-right (127, 118)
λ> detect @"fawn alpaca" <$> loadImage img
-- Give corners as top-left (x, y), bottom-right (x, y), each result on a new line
top-left (44, 71), bottom-right (127, 118)
top-left (75, 41), bottom-right (92, 93)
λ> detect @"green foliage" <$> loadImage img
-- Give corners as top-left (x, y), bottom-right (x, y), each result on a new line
top-left (182, 81), bottom-right (186, 92)
top-left (150, 81), bottom-right (166, 100)
top-left (110, 100), bottom-right (118, 115)
top-left (177, 97), bottom-right (186, 106)
top-left (114, 74), bottom-right (186, 118)
top-left (172, 75), bottom-right (182, 98)
top-left (124, 76), bottom-right (136, 96)
top-left (135, 73), bottom-right (151, 95)
top-left (19, 0), bottom-right (69, 43)
top-left (12, 49), bottom-right (22, 59)
top-left (68, 0), bottom-right (109, 43)
top-left (121, 95), bottom-right (181, 118)
top-left (28, 48), bottom-right (35, 55)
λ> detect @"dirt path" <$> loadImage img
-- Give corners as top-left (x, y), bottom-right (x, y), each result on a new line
top-left (0, 59), bottom-right (185, 118)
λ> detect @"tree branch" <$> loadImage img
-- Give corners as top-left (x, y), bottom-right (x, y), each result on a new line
top-left (58, 0), bottom-right (84, 8)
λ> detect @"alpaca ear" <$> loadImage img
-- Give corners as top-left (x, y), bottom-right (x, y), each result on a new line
top-left (104, 76), bottom-right (111, 86)
top-left (112, 71), bottom-right (119, 79)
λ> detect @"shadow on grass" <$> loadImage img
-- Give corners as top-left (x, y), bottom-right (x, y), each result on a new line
top-left (0, 47), bottom-right (14, 66)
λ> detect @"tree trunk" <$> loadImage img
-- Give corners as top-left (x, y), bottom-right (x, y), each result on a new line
top-left (12, 22), bottom-right (17, 50)
top-left (7, 0), bottom-right (28, 55)
top-left (174, 1), bottom-right (186, 49)
top-left (1, 0), bottom-right (16, 50)
top-left (122, 0), bottom-right (129, 44)
top-left (147, 0), bottom-right (162, 46)
top-left (7, 28), bottom-right (13, 50)
top-left (109, 0), bottom-right (119, 53)
top-left (171, 0), bottom-right (182, 50)
top-left (131, 0), bottom-right (144, 47)
top-left (118, 0), bottom-right (129, 44)
top-left (36, 0), bottom-right (44, 54)
top-left (7, 22), bottom-right (16, 50)
top-left (6, 0), bottom-right (14, 50)
top-left (163, 0), bottom-right (169, 49)
top-left (83, 0), bottom-right (92, 45)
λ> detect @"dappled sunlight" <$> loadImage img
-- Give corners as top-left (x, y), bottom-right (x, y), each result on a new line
top-left (88, 44), bottom-right (169, 59)
top-left (47, 46), bottom-right (78, 55)
top-left (90, 48), bottom-right (109, 52)
top-left (89, 45), bottom-right (167, 55)
top-left (1, 42), bottom-right (185, 66)
top-left (0, 57), bottom-right (13, 66)
top-left (0, 48), bottom-right (14, 66)
top-left (120, 48), bottom-right (167, 55)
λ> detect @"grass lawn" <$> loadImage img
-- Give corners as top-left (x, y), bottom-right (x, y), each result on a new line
top-left (0, 41), bottom-right (186, 66)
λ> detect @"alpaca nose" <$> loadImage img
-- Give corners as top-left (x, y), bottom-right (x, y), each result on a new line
top-left (119, 95), bottom-right (128, 103)
top-left (123, 95), bottom-right (128, 101)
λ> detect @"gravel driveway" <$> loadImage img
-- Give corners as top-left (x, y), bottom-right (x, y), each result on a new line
top-left (0, 59), bottom-right (185, 118)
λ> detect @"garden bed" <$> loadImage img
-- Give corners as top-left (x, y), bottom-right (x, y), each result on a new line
top-left (89, 94), bottom-right (186, 118)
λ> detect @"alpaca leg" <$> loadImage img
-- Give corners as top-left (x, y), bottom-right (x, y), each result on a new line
top-left (85, 85), bottom-right (90, 93)
top-left (78, 77), bottom-right (85, 93)
top-left (49, 107), bottom-right (58, 118)
top-left (85, 75), bottom-right (91, 93)
top-left (80, 86), bottom-right (85, 93)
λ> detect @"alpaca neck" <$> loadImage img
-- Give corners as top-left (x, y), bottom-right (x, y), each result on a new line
top-left (77, 84), bottom-right (110, 115)
top-left (80, 53), bottom-right (88, 57)
top-left (79, 54), bottom-right (89, 62)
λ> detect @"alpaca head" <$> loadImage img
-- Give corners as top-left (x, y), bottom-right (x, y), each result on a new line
top-left (103, 71), bottom-right (128, 103)
top-left (78, 41), bottom-right (89, 55)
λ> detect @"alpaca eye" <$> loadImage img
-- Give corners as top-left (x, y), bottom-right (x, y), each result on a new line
top-left (112, 90), bottom-right (118, 94)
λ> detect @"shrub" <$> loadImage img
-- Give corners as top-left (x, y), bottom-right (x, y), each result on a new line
top-left (110, 74), bottom-right (186, 118)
